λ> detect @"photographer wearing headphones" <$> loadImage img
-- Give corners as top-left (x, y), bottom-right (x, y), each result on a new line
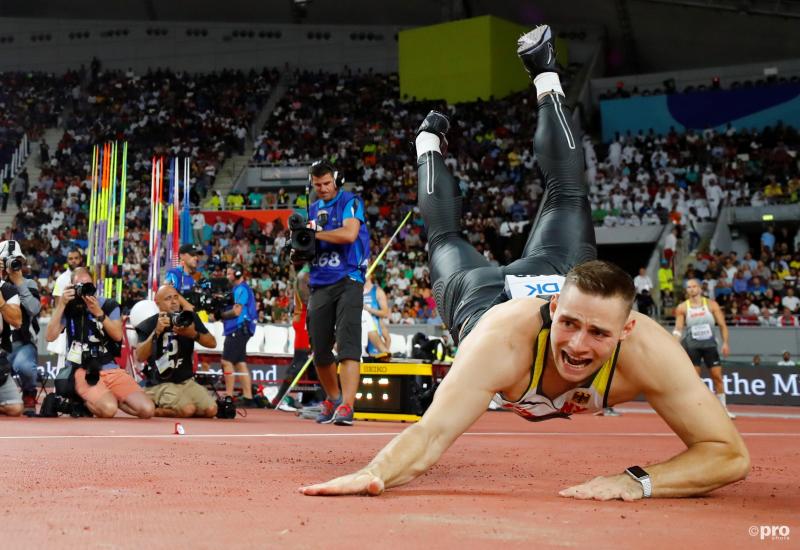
top-left (0, 240), bottom-right (41, 416)
top-left (0, 256), bottom-right (23, 417)
top-left (301, 160), bottom-right (369, 426)
top-left (45, 267), bottom-right (154, 419)
top-left (135, 285), bottom-right (217, 418)
top-left (220, 263), bottom-right (258, 406)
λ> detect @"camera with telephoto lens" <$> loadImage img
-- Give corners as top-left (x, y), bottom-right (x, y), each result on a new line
top-left (74, 282), bottom-right (97, 298)
top-left (6, 256), bottom-right (22, 271)
top-left (168, 310), bottom-right (194, 329)
top-left (288, 212), bottom-right (316, 263)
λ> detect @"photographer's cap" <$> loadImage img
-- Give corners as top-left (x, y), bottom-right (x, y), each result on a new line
top-left (0, 240), bottom-right (25, 261)
top-left (179, 244), bottom-right (203, 256)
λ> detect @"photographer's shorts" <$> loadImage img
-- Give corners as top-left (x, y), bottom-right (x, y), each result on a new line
top-left (308, 277), bottom-right (364, 366)
top-left (222, 330), bottom-right (250, 364)
top-left (0, 376), bottom-right (22, 406)
top-left (145, 379), bottom-right (215, 413)
top-left (75, 367), bottom-right (142, 404)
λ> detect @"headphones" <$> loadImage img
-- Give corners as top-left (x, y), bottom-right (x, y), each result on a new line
top-left (230, 263), bottom-right (244, 279)
top-left (308, 159), bottom-right (339, 188)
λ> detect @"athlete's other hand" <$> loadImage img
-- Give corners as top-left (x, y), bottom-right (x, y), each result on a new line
top-left (721, 342), bottom-right (730, 357)
top-left (559, 474), bottom-right (644, 501)
top-left (300, 471), bottom-right (384, 496)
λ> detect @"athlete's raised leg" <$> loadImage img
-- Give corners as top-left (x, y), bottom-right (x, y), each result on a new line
top-left (416, 111), bottom-right (494, 325)
top-left (506, 26), bottom-right (596, 277)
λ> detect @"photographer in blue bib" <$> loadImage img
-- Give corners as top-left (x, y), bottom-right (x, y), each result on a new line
top-left (220, 263), bottom-right (259, 407)
top-left (164, 244), bottom-right (203, 316)
top-left (291, 160), bottom-right (369, 426)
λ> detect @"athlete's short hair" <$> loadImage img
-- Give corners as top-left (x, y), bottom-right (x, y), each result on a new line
top-left (563, 260), bottom-right (636, 311)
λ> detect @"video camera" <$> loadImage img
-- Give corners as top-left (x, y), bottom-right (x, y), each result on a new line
top-left (185, 277), bottom-right (233, 318)
top-left (288, 212), bottom-right (316, 263)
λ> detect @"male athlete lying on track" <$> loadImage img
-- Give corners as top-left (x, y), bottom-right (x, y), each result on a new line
top-left (301, 25), bottom-right (750, 501)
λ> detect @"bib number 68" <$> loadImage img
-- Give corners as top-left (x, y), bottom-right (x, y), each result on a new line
top-left (315, 252), bottom-right (341, 267)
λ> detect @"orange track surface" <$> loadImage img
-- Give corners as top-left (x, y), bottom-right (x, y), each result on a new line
top-left (2, 405), bottom-right (798, 549)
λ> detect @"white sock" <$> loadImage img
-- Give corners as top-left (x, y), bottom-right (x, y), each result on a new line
top-left (717, 393), bottom-right (727, 407)
top-left (415, 132), bottom-right (441, 159)
top-left (534, 71), bottom-right (564, 98)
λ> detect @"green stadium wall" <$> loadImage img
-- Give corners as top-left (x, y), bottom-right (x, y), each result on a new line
top-left (399, 16), bottom-right (567, 104)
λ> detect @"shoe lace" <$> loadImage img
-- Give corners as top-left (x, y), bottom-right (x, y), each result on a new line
top-left (336, 404), bottom-right (352, 416)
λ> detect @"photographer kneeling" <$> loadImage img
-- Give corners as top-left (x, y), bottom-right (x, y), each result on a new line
top-left (46, 267), bottom-right (154, 419)
top-left (135, 285), bottom-right (218, 418)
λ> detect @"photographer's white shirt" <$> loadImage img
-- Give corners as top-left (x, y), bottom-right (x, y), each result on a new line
top-left (53, 269), bottom-right (73, 298)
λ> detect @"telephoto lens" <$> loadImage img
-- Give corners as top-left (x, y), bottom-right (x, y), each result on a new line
top-left (74, 282), bottom-right (97, 297)
top-left (170, 310), bottom-right (194, 328)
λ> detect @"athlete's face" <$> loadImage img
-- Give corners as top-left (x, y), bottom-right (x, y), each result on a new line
top-left (686, 279), bottom-right (701, 298)
top-left (549, 286), bottom-right (635, 384)
top-left (312, 173), bottom-right (337, 201)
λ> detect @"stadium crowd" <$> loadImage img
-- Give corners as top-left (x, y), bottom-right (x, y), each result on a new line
top-left (678, 225), bottom-right (800, 327)
top-left (1, 66), bottom-right (798, 328)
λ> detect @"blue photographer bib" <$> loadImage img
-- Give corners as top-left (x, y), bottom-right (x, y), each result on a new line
top-left (165, 267), bottom-right (195, 294)
top-left (222, 281), bottom-right (257, 336)
top-left (308, 190), bottom-right (369, 287)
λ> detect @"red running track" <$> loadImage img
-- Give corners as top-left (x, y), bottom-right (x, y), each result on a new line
top-left (1, 404), bottom-right (797, 549)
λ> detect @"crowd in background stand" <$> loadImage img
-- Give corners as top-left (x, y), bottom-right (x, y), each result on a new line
top-left (2, 67), bottom-right (799, 333)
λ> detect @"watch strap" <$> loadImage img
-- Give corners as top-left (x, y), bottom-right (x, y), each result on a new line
top-left (625, 466), bottom-right (652, 498)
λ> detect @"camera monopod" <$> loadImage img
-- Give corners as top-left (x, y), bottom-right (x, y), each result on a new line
top-left (270, 209), bottom-right (414, 408)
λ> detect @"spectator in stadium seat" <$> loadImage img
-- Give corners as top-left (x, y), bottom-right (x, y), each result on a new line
top-left (776, 351), bottom-right (796, 367)
top-left (761, 226), bottom-right (776, 253)
top-left (777, 307), bottom-right (799, 327)
top-left (663, 227), bottom-right (678, 266)
top-left (781, 287), bottom-right (799, 313)
top-left (657, 259), bottom-right (673, 306)
top-left (633, 267), bottom-right (654, 316)
top-left (191, 211), bottom-right (206, 244)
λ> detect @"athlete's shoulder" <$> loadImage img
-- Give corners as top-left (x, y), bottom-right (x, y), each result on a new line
top-left (478, 297), bottom-right (547, 337)
top-left (616, 312), bottom-right (678, 370)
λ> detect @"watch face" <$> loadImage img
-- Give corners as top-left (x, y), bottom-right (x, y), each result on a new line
top-left (627, 466), bottom-right (648, 479)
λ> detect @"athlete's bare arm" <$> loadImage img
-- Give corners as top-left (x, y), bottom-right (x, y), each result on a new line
top-left (709, 300), bottom-right (730, 357)
top-left (672, 301), bottom-right (686, 338)
top-left (300, 299), bottom-right (544, 496)
top-left (561, 313), bottom-right (749, 501)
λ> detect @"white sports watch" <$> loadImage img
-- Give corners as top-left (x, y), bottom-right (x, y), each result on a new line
top-left (625, 466), bottom-right (652, 498)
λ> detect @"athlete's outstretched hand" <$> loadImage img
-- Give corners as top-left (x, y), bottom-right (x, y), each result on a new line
top-left (300, 471), bottom-right (385, 497)
top-left (558, 474), bottom-right (644, 502)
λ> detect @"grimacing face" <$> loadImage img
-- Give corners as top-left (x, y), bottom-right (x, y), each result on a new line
top-left (548, 285), bottom-right (635, 384)
top-left (311, 173), bottom-right (337, 201)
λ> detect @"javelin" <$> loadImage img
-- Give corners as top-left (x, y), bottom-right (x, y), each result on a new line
top-left (271, 209), bottom-right (414, 408)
